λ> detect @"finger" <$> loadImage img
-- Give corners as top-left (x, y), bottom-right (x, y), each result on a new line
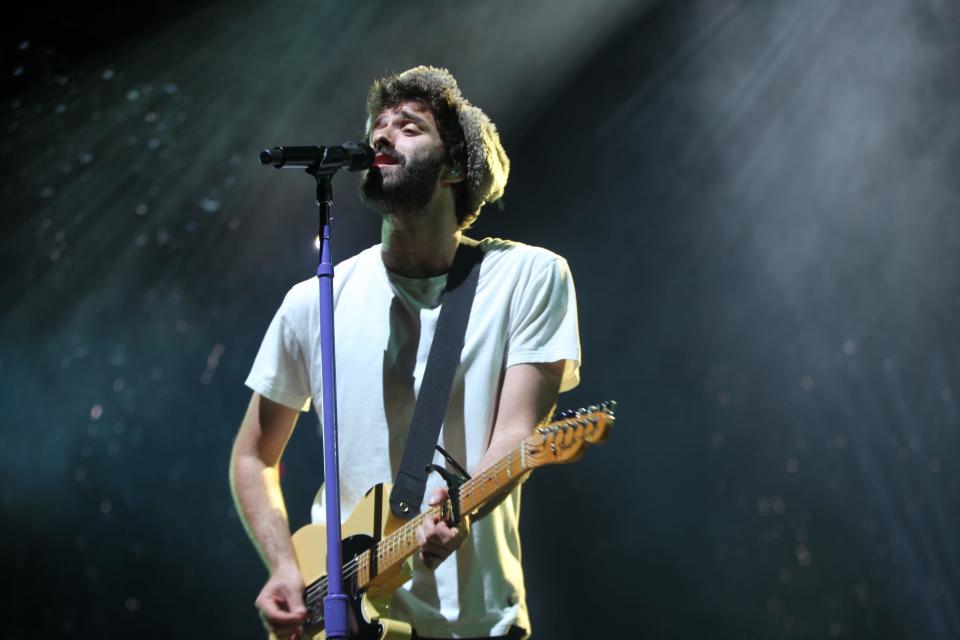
top-left (280, 586), bottom-right (308, 617)
top-left (420, 550), bottom-right (441, 569)
top-left (420, 542), bottom-right (453, 560)
top-left (262, 604), bottom-right (307, 627)
top-left (452, 523), bottom-right (469, 543)
top-left (257, 589), bottom-right (308, 623)
top-left (421, 516), bottom-right (438, 538)
top-left (420, 539), bottom-right (446, 555)
top-left (428, 521), bottom-right (457, 544)
top-left (272, 623), bottom-right (302, 637)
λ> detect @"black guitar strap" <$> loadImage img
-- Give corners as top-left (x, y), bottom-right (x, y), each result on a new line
top-left (389, 240), bottom-right (484, 520)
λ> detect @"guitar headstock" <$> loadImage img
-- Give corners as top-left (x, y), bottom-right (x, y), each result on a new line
top-left (523, 401), bottom-right (616, 468)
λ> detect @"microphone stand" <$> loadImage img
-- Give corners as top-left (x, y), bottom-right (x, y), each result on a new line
top-left (260, 142), bottom-right (372, 639)
top-left (307, 164), bottom-right (348, 640)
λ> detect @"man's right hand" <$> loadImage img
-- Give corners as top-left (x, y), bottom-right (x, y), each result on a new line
top-left (255, 562), bottom-right (308, 640)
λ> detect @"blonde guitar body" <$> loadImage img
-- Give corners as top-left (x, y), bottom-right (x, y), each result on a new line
top-left (274, 483), bottom-right (414, 640)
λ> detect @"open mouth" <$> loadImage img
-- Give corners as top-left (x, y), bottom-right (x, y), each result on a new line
top-left (373, 153), bottom-right (400, 168)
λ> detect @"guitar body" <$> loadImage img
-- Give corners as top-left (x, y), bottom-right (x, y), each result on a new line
top-left (275, 483), bottom-right (414, 640)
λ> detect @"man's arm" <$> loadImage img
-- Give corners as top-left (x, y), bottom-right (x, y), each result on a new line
top-left (229, 392), bottom-right (308, 637)
top-left (476, 360), bottom-right (564, 473)
top-left (416, 360), bottom-right (564, 568)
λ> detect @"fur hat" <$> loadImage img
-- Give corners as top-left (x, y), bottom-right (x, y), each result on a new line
top-left (365, 66), bottom-right (510, 225)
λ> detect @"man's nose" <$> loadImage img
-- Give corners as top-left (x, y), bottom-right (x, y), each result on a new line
top-left (372, 128), bottom-right (394, 151)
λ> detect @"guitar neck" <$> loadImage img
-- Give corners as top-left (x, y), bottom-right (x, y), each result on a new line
top-left (354, 402), bottom-right (615, 590)
top-left (355, 446), bottom-right (528, 588)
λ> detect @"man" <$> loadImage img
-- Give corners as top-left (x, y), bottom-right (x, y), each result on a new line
top-left (230, 66), bottom-right (581, 640)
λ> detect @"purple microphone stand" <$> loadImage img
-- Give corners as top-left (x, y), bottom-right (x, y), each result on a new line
top-left (260, 142), bottom-right (374, 640)
top-left (310, 167), bottom-right (349, 640)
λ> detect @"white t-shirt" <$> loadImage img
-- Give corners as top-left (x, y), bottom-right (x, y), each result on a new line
top-left (245, 237), bottom-right (581, 638)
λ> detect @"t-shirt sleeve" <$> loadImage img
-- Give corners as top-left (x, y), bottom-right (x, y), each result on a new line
top-left (506, 256), bottom-right (582, 392)
top-left (244, 288), bottom-right (313, 411)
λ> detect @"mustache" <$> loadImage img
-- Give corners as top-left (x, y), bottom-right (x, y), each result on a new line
top-left (374, 147), bottom-right (404, 165)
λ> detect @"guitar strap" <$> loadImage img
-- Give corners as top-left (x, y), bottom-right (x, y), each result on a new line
top-left (389, 240), bottom-right (484, 520)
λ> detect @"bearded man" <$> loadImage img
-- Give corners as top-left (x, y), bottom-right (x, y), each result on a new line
top-left (231, 66), bottom-right (581, 640)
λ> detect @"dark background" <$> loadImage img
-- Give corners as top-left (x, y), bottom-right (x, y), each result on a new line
top-left (2, 1), bottom-right (959, 638)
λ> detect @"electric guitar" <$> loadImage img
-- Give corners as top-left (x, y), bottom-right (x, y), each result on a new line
top-left (271, 401), bottom-right (616, 640)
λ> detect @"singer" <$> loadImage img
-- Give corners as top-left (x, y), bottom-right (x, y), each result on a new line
top-left (230, 66), bottom-right (581, 640)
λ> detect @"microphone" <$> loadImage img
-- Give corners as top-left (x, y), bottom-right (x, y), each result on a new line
top-left (259, 142), bottom-right (374, 172)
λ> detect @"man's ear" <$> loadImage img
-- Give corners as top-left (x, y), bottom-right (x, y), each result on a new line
top-left (442, 164), bottom-right (465, 185)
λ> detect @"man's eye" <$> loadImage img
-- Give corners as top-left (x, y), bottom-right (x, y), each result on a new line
top-left (403, 126), bottom-right (420, 135)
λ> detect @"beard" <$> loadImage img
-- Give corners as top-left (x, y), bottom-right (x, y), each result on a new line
top-left (359, 146), bottom-right (446, 219)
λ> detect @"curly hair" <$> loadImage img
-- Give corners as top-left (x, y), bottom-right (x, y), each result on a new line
top-left (365, 66), bottom-right (510, 229)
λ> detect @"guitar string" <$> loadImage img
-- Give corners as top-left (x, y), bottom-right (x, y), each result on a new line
top-left (302, 506), bottom-right (433, 596)
top-left (302, 511), bottom-right (430, 605)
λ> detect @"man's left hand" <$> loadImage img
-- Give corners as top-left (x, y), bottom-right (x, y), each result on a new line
top-left (415, 487), bottom-right (470, 570)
